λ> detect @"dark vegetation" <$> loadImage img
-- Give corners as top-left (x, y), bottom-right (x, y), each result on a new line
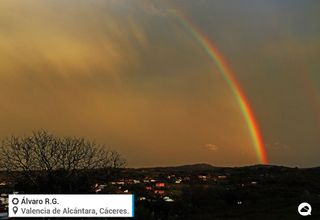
top-left (126, 164), bottom-right (320, 220)
top-left (0, 132), bottom-right (319, 219)
top-left (0, 131), bottom-right (126, 194)
top-left (1, 164), bottom-right (320, 219)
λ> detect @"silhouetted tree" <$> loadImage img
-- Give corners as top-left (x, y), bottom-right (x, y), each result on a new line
top-left (0, 130), bottom-right (126, 193)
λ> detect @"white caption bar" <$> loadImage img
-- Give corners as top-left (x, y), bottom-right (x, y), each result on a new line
top-left (9, 194), bottom-right (134, 218)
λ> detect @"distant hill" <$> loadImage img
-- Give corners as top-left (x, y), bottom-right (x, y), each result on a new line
top-left (137, 163), bottom-right (217, 172)
top-left (126, 163), bottom-right (320, 174)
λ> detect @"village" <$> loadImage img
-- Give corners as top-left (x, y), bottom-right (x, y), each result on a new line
top-left (1, 164), bottom-right (319, 219)
top-left (0, 169), bottom-right (237, 214)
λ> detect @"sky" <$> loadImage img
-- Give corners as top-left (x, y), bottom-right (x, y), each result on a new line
top-left (0, 0), bottom-right (319, 167)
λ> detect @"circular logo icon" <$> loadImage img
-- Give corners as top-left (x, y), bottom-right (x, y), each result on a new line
top-left (298, 202), bottom-right (312, 216)
top-left (12, 198), bottom-right (19, 205)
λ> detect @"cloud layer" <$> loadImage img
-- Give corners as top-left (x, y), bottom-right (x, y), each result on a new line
top-left (0, 0), bottom-right (319, 167)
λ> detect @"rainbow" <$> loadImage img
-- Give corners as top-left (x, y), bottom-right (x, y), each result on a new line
top-left (174, 12), bottom-right (268, 164)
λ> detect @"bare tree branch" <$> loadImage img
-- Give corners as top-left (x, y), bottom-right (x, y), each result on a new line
top-left (0, 130), bottom-right (126, 193)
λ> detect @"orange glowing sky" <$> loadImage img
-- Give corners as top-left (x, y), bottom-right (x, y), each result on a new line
top-left (0, 0), bottom-right (319, 167)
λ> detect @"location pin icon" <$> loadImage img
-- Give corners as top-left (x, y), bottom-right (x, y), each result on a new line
top-left (13, 206), bottom-right (18, 214)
